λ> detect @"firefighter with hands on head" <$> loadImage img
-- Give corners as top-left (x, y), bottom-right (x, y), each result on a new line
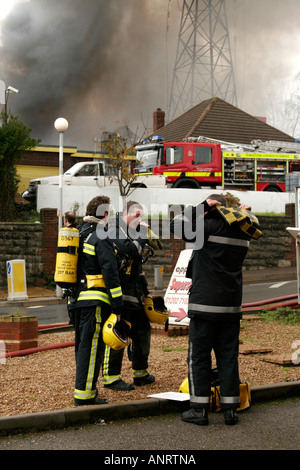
top-left (170, 194), bottom-right (260, 426)
top-left (102, 200), bottom-right (155, 391)
top-left (67, 195), bottom-right (125, 406)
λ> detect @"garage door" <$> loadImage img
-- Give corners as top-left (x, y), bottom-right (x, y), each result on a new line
top-left (16, 165), bottom-right (59, 193)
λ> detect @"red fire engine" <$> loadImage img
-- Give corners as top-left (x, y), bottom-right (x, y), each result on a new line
top-left (135, 136), bottom-right (300, 192)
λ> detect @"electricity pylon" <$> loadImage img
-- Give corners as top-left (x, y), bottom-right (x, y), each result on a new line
top-left (168, 0), bottom-right (237, 122)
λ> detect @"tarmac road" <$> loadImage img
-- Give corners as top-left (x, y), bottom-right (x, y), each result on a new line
top-left (0, 397), bottom-right (299, 452)
top-left (0, 267), bottom-right (299, 452)
top-left (0, 278), bottom-right (297, 325)
top-left (242, 279), bottom-right (297, 304)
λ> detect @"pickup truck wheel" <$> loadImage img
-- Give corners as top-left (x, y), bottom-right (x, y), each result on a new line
top-left (130, 184), bottom-right (147, 188)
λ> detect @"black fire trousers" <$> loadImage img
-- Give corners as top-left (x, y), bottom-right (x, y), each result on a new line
top-left (188, 316), bottom-right (241, 410)
top-left (71, 303), bottom-right (110, 404)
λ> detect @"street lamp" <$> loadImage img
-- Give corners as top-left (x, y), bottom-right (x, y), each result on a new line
top-left (54, 117), bottom-right (69, 230)
top-left (5, 85), bottom-right (19, 112)
top-left (54, 117), bottom-right (68, 299)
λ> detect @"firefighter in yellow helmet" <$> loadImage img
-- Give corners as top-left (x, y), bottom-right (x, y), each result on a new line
top-left (68, 196), bottom-right (124, 406)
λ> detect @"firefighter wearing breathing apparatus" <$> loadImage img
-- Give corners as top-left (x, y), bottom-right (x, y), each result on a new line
top-left (170, 194), bottom-right (261, 426)
top-left (67, 195), bottom-right (124, 406)
top-left (102, 200), bottom-right (157, 391)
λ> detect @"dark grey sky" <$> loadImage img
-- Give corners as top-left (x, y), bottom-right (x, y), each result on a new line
top-left (0, 0), bottom-right (300, 149)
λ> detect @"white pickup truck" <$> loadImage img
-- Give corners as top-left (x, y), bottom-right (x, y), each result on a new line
top-left (22, 160), bottom-right (167, 203)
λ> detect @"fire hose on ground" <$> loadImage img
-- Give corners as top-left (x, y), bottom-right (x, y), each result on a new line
top-left (2, 294), bottom-right (298, 358)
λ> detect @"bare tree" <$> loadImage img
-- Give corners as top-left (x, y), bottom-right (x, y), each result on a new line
top-left (104, 132), bottom-right (137, 196)
top-left (101, 119), bottom-right (147, 197)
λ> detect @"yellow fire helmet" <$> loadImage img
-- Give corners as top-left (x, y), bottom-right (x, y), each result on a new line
top-left (144, 296), bottom-right (171, 324)
top-left (102, 314), bottom-right (131, 350)
top-left (179, 377), bottom-right (189, 394)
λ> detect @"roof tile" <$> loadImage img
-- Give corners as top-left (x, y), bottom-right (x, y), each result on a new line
top-left (151, 97), bottom-right (294, 144)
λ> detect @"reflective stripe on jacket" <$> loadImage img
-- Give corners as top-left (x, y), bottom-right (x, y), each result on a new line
top-left (70, 222), bottom-right (123, 310)
top-left (170, 203), bottom-right (251, 321)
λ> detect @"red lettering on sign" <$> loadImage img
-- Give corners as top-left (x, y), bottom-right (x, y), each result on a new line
top-left (169, 277), bottom-right (192, 293)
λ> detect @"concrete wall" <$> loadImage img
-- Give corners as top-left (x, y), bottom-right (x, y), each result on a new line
top-left (37, 185), bottom-right (296, 217)
top-left (142, 206), bottom-right (296, 280)
top-left (0, 209), bottom-right (58, 289)
top-left (0, 222), bottom-right (44, 288)
top-left (0, 205), bottom-right (296, 289)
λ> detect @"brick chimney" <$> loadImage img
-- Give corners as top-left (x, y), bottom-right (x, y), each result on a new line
top-left (153, 108), bottom-right (165, 132)
top-left (255, 116), bottom-right (267, 123)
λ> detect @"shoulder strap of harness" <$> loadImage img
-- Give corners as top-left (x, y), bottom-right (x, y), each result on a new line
top-left (76, 224), bottom-right (97, 283)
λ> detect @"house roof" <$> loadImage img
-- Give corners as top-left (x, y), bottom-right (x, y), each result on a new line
top-left (152, 97), bottom-right (295, 145)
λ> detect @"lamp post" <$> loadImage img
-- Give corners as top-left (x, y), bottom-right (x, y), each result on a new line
top-left (54, 117), bottom-right (69, 230)
top-left (5, 85), bottom-right (19, 113)
top-left (54, 117), bottom-right (68, 299)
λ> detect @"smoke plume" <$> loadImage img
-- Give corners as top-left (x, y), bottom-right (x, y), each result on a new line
top-left (1, 0), bottom-right (300, 147)
top-left (0, 0), bottom-right (170, 149)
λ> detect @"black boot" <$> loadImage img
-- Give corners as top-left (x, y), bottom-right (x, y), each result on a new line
top-left (181, 408), bottom-right (209, 426)
top-left (104, 379), bottom-right (135, 391)
top-left (224, 408), bottom-right (238, 425)
top-left (75, 397), bottom-right (108, 406)
top-left (134, 374), bottom-right (155, 386)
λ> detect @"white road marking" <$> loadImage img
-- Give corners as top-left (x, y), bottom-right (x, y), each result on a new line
top-left (269, 281), bottom-right (290, 289)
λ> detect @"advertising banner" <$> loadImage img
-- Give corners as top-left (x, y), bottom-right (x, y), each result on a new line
top-left (164, 249), bottom-right (192, 326)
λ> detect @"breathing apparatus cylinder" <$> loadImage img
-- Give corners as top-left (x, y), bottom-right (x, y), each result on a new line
top-left (54, 227), bottom-right (80, 288)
